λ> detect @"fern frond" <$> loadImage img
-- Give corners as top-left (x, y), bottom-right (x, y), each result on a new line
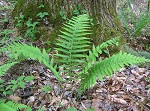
top-left (133, 12), bottom-right (150, 36)
top-left (55, 14), bottom-right (91, 73)
top-left (124, 45), bottom-right (150, 59)
top-left (81, 51), bottom-right (149, 91)
top-left (118, 10), bottom-right (131, 35)
top-left (3, 43), bottom-right (62, 81)
top-left (84, 37), bottom-right (120, 72)
top-left (0, 62), bottom-right (18, 77)
top-left (0, 101), bottom-right (27, 111)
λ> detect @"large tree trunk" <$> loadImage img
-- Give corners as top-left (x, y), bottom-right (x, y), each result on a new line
top-left (13, 0), bottom-right (124, 51)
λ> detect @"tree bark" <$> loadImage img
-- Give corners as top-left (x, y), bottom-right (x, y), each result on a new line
top-left (13, 0), bottom-right (124, 50)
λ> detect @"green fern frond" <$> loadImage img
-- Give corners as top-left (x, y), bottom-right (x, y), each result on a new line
top-left (133, 12), bottom-right (150, 36)
top-left (84, 37), bottom-right (120, 72)
top-left (3, 43), bottom-right (62, 81)
top-left (118, 9), bottom-right (150, 37)
top-left (0, 101), bottom-right (27, 111)
top-left (55, 14), bottom-right (91, 73)
top-left (0, 62), bottom-right (18, 77)
top-left (118, 10), bottom-right (131, 35)
top-left (81, 51), bottom-right (149, 91)
top-left (124, 45), bottom-right (150, 59)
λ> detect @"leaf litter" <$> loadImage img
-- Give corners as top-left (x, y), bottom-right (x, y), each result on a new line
top-left (0, 0), bottom-right (150, 111)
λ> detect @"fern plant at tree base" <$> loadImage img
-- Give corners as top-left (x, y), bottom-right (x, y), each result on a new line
top-left (0, 14), bottom-right (149, 96)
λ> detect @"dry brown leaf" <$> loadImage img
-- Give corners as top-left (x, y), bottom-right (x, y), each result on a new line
top-left (9, 95), bottom-right (22, 102)
top-left (0, 61), bottom-right (3, 65)
top-left (111, 84), bottom-right (122, 92)
top-left (122, 95), bottom-right (130, 101)
top-left (91, 99), bottom-right (103, 111)
top-left (62, 99), bottom-right (69, 106)
top-left (108, 95), bottom-right (127, 105)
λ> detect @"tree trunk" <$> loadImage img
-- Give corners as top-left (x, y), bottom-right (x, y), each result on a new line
top-left (13, 0), bottom-right (124, 51)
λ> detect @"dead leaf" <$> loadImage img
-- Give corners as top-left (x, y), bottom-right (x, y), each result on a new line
top-left (108, 95), bottom-right (127, 105)
top-left (9, 95), bottom-right (22, 102)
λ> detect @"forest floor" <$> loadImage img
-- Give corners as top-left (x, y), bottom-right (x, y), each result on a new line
top-left (0, 0), bottom-right (150, 111)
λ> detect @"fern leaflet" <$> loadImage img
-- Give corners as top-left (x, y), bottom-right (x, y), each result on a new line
top-left (0, 101), bottom-right (27, 111)
top-left (0, 62), bottom-right (18, 77)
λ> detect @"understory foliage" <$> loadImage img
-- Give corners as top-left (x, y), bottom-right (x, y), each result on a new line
top-left (55, 14), bottom-right (91, 75)
top-left (119, 10), bottom-right (150, 37)
top-left (124, 45), bottom-right (150, 59)
top-left (0, 14), bottom-right (149, 92)
top-left (80, 51), bottom-right (148, 91)
top-left (1, 43), bottom-right (62, 81)
top-left (0, 100), bottom-right (43, 111)
top-left (0, 101), bottom-right (28, 111)
top-left (0, 14), bottom-right (149, 110)
top-left (0, 62), bottom-right (18, 76)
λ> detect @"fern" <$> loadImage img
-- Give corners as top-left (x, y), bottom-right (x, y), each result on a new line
top-left (80, 51), bottom-right (149, 92)
top-left (118, 10), bottom-right (131, 36)
top-left (124, 45), bottom-right (150, 59)
top-left (55, 14), bottom-right (91, 74)
top-left (0, 62), bottom-right (18, 77)
top-left (0, 100), bottom-right (44, 111)
top-left (118, 9), bottom-right (150, 37)
top-left (133, 12), bottom-right (150, 36)
top-left (0, 101), bottom-right (27, 111)
top-left (2, 43), bottom-right (62, 81)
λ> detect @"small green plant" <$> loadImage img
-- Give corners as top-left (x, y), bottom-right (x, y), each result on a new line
top-left (25, 18), bottom-right (39, 40)
top-left (145, 77), bottom-right (150, 82)
top-left (59, 4), bottom-right (87, 20)
top-left (0, 18), bottom-right (9, 23)
top-left (0, 29), bottom-right (14, 48)
top-left (15, 14), bottom-right (24, 27)
top-left (73, 4), bottom-right (87, 16)
top-left (0, 79), bottom-right (13, 96)
top-left (37, 4), bottom-right (49, 19)
top-left (118, 9), bottom-right (150, 37)
top-left (0, 29), bottom-right (14, 38)
top-left (37, 12), bottom-right (49, 19)
top-left (42, 85), bottom-right (52, 93)
top-left (59, 11), bottom-right (67, 20)
top-left (0, 100), bottom-right (28, 111)
top-left (67, 108), bottom-right (77, 111)
top-left (10, 76), bottom-right (34, 91)
top-left (0, 100), bottom-right (43, 111)
top-left (0, 4), bottom-right (14, 11)
top-left (55, 14), bottom-right (91, 76)
top-left (0, 76), bottom-right (34, 96)
top-left (38, 4), bottom-right (45, 8)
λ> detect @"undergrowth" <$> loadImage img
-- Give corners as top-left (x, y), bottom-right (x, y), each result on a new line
top-left (0, 14), bottom-right (149, 110)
